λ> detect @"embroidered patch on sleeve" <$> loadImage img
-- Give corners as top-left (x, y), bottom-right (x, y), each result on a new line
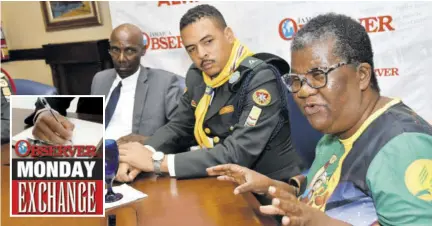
top-left (219, 105), bottom-right (234, 115)
top-left (252, 89), bottom-right (271, 106)
top-left (244, 106), bottom-right (262, 127)
top-left (404, 159), bottom-right (432, 201)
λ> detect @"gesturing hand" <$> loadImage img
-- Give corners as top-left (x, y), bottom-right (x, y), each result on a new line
top-left (207, 164), bottom-right (273, 195)
top-left (260, 186), bottom-right (342, 226)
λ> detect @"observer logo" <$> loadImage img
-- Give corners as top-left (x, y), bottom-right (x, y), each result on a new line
top-left (278, 15), bottom-right (395, 41)
top-left (143, 31), bottom-right (183, 51)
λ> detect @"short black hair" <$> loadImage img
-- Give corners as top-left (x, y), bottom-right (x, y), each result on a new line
top-left (291, 13), bottom-right (380, 93)
top-left (179, 4), bottom-right (227, 31)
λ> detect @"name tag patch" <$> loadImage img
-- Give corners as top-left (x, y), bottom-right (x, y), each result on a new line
top-left (219, 105), bottom-right (234, 115)
top-left (244, 106), bottom-right (262, 127)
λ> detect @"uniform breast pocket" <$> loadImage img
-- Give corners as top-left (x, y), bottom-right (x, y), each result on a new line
top-left (218, 105), bottom-right (236, 129)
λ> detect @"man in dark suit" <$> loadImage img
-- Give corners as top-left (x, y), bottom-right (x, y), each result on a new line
top-left (91, 23), bottom-right (183, 140)
top-left (27, 23), bottom-right (183, 145)
top-left (116, 5), bottom-right (303, 182)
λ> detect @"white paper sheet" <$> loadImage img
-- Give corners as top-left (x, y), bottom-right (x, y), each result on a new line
top-left (12, 118), bottom-right (103, 146)
top-left (104, 184), bottom-right (148, 209)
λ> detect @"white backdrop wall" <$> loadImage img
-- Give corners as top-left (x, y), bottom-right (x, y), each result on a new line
top-left (109, 1), bottom-right (432, 122)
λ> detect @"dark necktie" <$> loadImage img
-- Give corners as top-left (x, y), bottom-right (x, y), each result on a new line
top-left (105, 81), bottom-right (122, 129)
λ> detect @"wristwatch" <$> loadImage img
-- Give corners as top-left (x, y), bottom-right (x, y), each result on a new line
top-left (152, 151), bottom-right (165, 175)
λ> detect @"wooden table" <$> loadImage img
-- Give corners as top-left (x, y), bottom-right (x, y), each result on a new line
top-left (1, 108), bottom-right (277, 226)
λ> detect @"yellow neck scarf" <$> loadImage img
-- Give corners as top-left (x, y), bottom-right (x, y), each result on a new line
top-left (194, 39), bottom-right (254, 148)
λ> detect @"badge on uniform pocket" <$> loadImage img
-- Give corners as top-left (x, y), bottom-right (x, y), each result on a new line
top-left (219, 105), bottom-right (234, 115)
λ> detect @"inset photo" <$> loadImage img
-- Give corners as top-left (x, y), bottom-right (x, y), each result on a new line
top-left (10, 95), bottom-right (104, 159)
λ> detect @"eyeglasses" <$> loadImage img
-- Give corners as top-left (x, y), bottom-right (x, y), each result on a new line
top-left (282, 61), bottom-right (351, 93)
top-left (108, 47), bottom-right (140, 58)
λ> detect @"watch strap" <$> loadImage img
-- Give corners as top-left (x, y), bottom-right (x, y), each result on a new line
top-left (153, 159), bottom-right (162, 175)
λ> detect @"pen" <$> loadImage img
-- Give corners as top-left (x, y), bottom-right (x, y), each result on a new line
top-left (37, 97), bottom-right (73, 144)
top-left (38, 97), bottom-right (60, 123)
top-left (27, 137), bottom-right (53, 146)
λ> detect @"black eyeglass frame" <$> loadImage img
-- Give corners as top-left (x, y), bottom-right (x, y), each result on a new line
top-left (282, 61), bottom-right (353, 93)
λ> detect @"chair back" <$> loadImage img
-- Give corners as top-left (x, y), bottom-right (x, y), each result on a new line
top-left (14, 79), bottom-right (57, 95)
top-left (287, 93), bottom-right (324, 168)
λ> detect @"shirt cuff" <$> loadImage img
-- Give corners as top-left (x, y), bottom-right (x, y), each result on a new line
top-left (33, 108), bottom-right (50, 124)
top-left (144, 145), bottom-right (156, 153)
top-left (167, 154), bottom-right (176, 177)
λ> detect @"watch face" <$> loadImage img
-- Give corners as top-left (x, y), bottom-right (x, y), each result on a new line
top-left (153, 152), bottom-right (164, 161)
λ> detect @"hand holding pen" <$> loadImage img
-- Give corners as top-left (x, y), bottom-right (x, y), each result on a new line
top-left (32, 97), bottom-right (75, 144)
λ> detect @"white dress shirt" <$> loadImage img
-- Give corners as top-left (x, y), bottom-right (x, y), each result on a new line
top-left (146, 90), bottom-right (215, 177)
top-left (105, 68), bottom-right (140, 140)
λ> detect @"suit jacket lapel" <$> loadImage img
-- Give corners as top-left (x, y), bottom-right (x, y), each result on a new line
top-left (204, 83), bottom-right (232, 121)
top-left (101, 71), bottom-right (117, 96)
top-left (132, 66), bottom-right (149, 133)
